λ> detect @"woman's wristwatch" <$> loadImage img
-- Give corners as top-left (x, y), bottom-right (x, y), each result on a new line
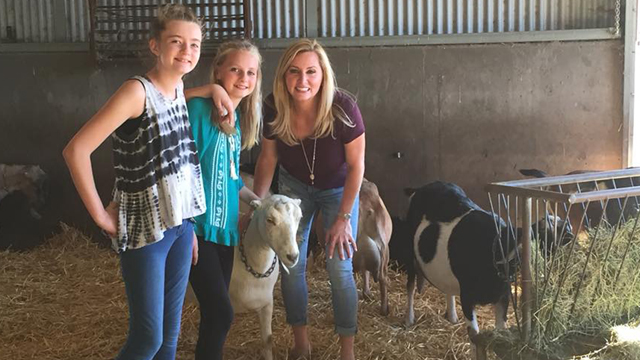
top-left (338, 212), bottom-right (352, 221)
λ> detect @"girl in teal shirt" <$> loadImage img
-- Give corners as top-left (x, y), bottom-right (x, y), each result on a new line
top-left (185, 40), bottom-right (262, 360)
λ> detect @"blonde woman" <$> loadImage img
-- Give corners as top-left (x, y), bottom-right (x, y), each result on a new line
top-left (184, 40), bottom-right (262, 360)
top-left (252, 39), bottom-right (365, 360)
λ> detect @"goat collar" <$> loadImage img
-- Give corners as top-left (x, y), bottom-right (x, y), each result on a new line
top-left (239, 217), bottom-right (279, 279)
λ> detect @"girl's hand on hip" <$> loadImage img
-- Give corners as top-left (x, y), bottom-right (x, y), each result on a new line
top-left (326, 217), bottom-right (358, 261)
top-left (192, 232), bottom-right (199, 265)
top-left (98, 201), bottom-right (118, 237)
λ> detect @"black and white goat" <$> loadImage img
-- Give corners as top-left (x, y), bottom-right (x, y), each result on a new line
top-left (403, 181), bottom-right (518, 357)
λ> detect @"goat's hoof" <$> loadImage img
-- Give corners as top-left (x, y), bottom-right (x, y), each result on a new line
top-left (404, 317), bottom-right (415, 328)
top-left (444, 313), bottom-right (458, 324)
top-left (380, 304), bottom-right (389, 316)
top-left (362, 291), bottom-right (373, 301)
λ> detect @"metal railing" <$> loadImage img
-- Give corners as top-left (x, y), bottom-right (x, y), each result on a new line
top-left (486, 168), bottom-right (640, 349)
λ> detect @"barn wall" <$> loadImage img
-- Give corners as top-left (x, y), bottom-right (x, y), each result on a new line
top-left (0, 39), bottom-right (622, 232)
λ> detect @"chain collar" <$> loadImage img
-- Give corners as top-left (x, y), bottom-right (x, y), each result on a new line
top-left (238, 214), bottom-right (279, 279)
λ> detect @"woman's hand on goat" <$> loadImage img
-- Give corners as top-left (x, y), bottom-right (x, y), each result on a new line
top-left (238, 211), bottom-right (253, 237)
top-left (326, 217), bottom-right (357, 261)
top-left (191, 232), bottom-right (199, 266)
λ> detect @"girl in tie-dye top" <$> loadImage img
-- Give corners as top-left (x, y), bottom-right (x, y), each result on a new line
top-left (63, 4), bottom-right (205, 359)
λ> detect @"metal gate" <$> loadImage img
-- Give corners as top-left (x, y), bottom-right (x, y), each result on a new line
top-left (486, 168), bottom-right (640, 353)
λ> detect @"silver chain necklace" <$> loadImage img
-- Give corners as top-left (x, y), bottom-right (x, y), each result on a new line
top-left (300, 138), bottom-right (317, 185)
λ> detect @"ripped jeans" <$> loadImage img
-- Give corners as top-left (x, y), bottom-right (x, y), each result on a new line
top-left (278, 167), bottom-right (359, 336)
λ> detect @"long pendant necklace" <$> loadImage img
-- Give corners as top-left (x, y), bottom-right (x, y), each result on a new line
top-left (300, 138), bottom-right (317, 186)
top-left (228, 133), bottom-right (238, 180)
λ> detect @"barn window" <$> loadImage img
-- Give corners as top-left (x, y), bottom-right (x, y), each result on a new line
top-left (88, 1), bottom-right (251, 60)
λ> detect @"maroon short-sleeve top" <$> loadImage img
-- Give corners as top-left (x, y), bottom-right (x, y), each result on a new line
top-left (263, 91), bottom-right (365, 190)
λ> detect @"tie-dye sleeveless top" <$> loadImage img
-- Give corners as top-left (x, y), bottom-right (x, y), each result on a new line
top-left (109, 76), bottom-right (206, 253)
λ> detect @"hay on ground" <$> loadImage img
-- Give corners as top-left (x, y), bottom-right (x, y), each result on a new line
top-left (6, 224), bottom-right (636, 360)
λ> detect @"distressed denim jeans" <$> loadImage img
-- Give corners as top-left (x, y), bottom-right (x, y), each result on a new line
top-left (278, 167), bottom-right (359, 336)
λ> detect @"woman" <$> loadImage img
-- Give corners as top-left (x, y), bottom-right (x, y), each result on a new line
top-left (252, 38), bottom-right (365, 360)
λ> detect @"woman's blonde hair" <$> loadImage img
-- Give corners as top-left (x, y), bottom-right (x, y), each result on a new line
top-left (271, 38), bottom-right (354, 146)
top-left (150, 4), bottom-right (203, 40)
top-left (210, 40), bottom-right (262, 150)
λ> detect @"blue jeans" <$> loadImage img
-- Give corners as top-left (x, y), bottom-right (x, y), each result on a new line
top-left (116, 220), bottom-right (194, 360)
top-left (278, 167), bottom-right (359, 336)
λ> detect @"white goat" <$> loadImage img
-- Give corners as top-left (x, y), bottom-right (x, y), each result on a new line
top-left (229, 194), bottom-right (302, 360)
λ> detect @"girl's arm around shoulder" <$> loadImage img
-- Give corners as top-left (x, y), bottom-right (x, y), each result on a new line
top-left (185, 83), bottom-right (235, 125)
top-left (62, 79), bottom-right (146, 235)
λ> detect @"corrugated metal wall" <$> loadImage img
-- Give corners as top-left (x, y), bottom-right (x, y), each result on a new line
top-left (0, 0), bottom-right (247, 43)
top-left (0, 0), bottom-right (54, 42)
top-left (66, 0), bottom-right (90, 42)
top-left (250, 0), bottom-right (305, 39)
top-left (0, 0), bottom-right (90, 42)
top-left (0, 0), bottom-right (619, 43)
top-left (252, 0), bottom-right (618, 38)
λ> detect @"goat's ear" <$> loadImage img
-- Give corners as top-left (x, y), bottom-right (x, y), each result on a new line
top-left (250, 199), bottom-right (261, 210)
top-left (404, 187), bottom-right (417, 197)
top-left (293, 199), bottom-right (301, 207)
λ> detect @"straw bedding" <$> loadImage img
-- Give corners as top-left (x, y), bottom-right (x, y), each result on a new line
top-left (1, 224), bottom-right (637, 360)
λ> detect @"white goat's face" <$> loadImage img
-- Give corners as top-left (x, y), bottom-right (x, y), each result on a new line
top-left (256, 195), bottom-right (303, 268)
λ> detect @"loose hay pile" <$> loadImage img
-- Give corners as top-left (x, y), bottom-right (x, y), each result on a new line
top-left (528, 220), bottom-right (640, 355)
top-left (481, 220), bottom-right (640, 360)
top-left (1, 224), bottom-right (496, 360)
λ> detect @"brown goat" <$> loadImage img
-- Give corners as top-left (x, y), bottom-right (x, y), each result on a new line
top-left (353, 179), bottom-right (392, 315)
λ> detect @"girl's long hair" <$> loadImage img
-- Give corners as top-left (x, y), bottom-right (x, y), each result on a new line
top-left (210, 40), bottom-right (262, 150)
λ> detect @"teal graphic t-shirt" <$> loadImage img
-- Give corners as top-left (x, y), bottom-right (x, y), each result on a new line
top-left (187, 97), bottom-right (243, 246)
